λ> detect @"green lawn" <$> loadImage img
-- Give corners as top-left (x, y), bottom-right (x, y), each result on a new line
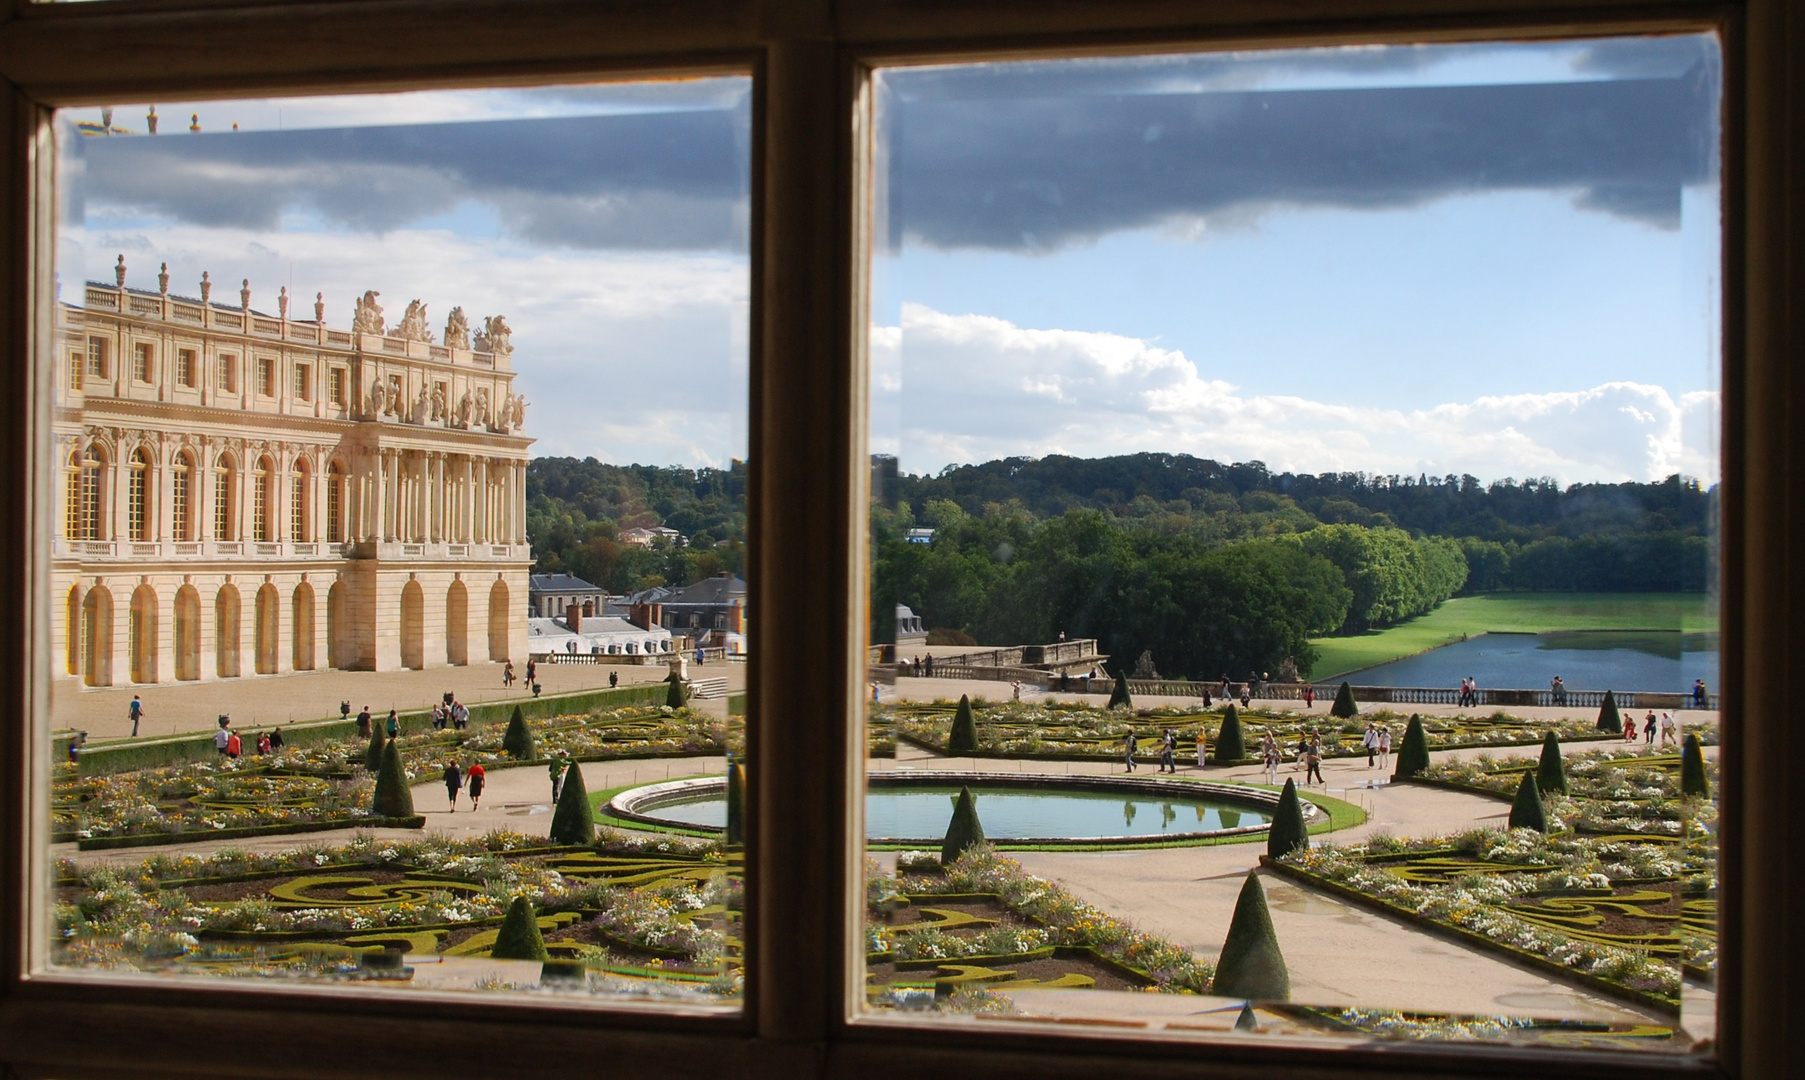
top-left (1308, 593), bottom-right (1716, 680)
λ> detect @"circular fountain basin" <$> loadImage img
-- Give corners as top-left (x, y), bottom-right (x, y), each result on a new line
top-left (608, 771), bottom-right (1313, 846)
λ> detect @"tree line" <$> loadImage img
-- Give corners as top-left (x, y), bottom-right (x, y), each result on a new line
top-left (526, 458), bottom-right (745, 593)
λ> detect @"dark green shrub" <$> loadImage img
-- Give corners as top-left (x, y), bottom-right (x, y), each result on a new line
top-left (1393, 714), bottom-right (1429, 778)
top-left (502, 706), bottom-right (536, 759)
top-left (490, 896), bottom-right (549, 961)
top-left (947, 694), bottom-right (979, 754)
top-left (1330, 682), bottom-right (1358, 719)
top-left (1596, 690), bottom-right (1622, 733)
top-left (1266, 779), bottom-right (1308, 859)
top-left (665, 671), bottom-right (688, 709)
top-left (1508, 772), bottom-right (1548, 832)
top-left (364, 728), bottom-right (386, 772)
top-left (1211, 874), bottom-right (1290, 1001)
top-left (1681, 733), bottom-right (1709, 797)
top-left (372, 740), bottom-right (414, 818)
top-left (940, 786), bottom-right (985, 864)
top-left (1107, 671), bottom-right (1132, 710)
top-left (1536, 731), bottom-right (1568, 795)
top-left (725, 761), bottom-right (746, 845)
top-left (1213, 706), bottom-right (1245, 765)
top-left (548, 761), bottom-right (594, 846)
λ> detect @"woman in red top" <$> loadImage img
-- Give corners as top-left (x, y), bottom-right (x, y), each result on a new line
top-left (466, 762), bottom-right (486, 810)
top-left (225, 730), bottom-right (242, 759)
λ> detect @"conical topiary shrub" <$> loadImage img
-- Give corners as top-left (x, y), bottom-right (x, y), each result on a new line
top-left (1596, 690), bottom-right (1623, 733)
top-left (364, 727), bottom-right (386, 772)
top-left (372, 739), bottom-right (414, 818)
top-left (1211, 874), bottom-right (1290, 1001)
top-left (1508, 771), bottom-right (1547, 832)
top-left (1330, 681), bottom-right (1358, 719)
top-left (1108, 671), bottom-right (1133, 710)
top-left (1266, 779), bottom-right (1308, 859)
top-left (940, 785), bottom-right (985, 864)
top-left (665, 670), bottom-right (688, 709)
top-left (490, 896), bottom-right (549, 961)
top-left (502, 705), bottom-right (536, 759)
top-left (1681, 733), bottom-right (1709, 797)
top-left (725, 761), bottom-right (746, 845)
top-left (947, 694), bottom-right (979, 754)
top-left (1536, 731), bottom-right (1568, 795)
top-left (1213, 706), bottom-right (1245, 765)
top-left (1393, 714), bottom-right (1429, 778)
top-left (547, 760), bottom-right (594, 846)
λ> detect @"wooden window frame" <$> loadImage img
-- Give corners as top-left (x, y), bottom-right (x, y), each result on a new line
top-left (0, 2), bottom-right (1798, 1079)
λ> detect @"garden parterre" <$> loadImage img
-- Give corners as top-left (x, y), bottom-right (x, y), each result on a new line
top-left (887, 700), bottom-right (1619, 762)
top-left (54, 828), bottom-right (742, 999)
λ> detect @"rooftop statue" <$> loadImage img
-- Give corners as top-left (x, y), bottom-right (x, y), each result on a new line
top-left (443, 306), bottom-right (471, 350)
top-left (475, 314), bottom-right (513, 356)
top-left (394, 299), bottom-right (434, 343)
top-left (353, 290), bottom-right (385, 335)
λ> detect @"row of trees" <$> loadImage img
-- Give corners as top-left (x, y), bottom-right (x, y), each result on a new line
top-left (1457, 533), bottom-right (1712, 593)
top-left (872, 505), bottom-right (1469, 677)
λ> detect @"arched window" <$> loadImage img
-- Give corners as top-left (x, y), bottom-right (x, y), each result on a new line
top-left (213, 454), bottom-right (235, 541)
top-left (171, 452), bottom-right (192, 541)
top-left (326, 461), bottom-right (345, 542)
top-left (63, 449), bottom-right (80, 541)
top-left (252, 457), bottom-right (272, 542)
top-left (290, 458), bottom-right (310, 541)
top-left (78, 445), bottom-right (105, 541)
top-left (127, 447), bottom-right (151, 542)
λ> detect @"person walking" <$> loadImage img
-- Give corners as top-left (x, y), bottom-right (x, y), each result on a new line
top-left (225, 728), bottom-right (242, 760)
top-left (503, 660), bottom-right (515, 688)
top-left (1159, 728), bottom-right (1177, 773)
top-left (1304, 734), bottom-right (1325, 786)
top-left (128, 694), bottom-right (143, 737)
top-left (1551, 675), bottom-right (1567, 706)
top-left (1644, 710), bottom-right (1658, 745)
top-left (256, 732), bottom-right (271, 756)
top-left (1262, 733), bottom-right (1281, 786)
top-left (526, 658), bottom-right (537, 687)
top-left (1123, 731), bottom-right (1139, 773)
top-left (215, 717), bottom-right (232, 756)
top-left (550, 757), bottom-right (566, 803)
top-left (1378, 725), bottom-right (1393, 770)
top-left (340, 700), bottom-right (351, 723)
top-left (466, 762), bottom-right (486, 810)
top-left (1362, 721), bottom-right (1379, 768)
top-left (609, 671), bottom-right (619, 688)
top-left (442, 761), bottom-right (463, 812)
top-left (356, 706), bottom-right (372, 739)
top-left (452, 699), bottom-right (469, 730)
top-left (1660, 711), bottom-right (1678, 747)
top-left (1303, 684), bottom-right (1315, 710)
top-left (386, 709), bottom-right (400, 739)
top-left (269, 725), bottom-right (286, 752)
top-left (1692, 679), bottom-right (1708, 709)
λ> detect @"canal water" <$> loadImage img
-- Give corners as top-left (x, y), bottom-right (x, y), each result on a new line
top-left (1339, 631), bottom-right (1719, 694)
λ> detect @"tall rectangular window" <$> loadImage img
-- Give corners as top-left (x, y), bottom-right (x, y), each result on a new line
top-left (213, 466), bottom-right (232, 540)
top-left (257, 356), bottom-right (274, 397)
top-left (127, 453), bottom-right (148, 541)
top-left (79, 452), bottom-right (101, 541)
top-left (863, 36), bottom-right (1721, 1054)
top-left (171, 458), bottom-right (190, 541)
top-left (252, 462), bottom-right (269, 542)
top-left (133, 342), bottom-right (153, 382)
top-left (217, 352), bottom-right (237, 392)
top-left (86, 336), bottom-right (107, 378)
top-left (329, 367), bottom-right (346, 406)
top-left (67, 349), bottom-right (81, 391)
top-left (326, 471), bottom-right (342, 543)
top-left (177, 348), bottom-right (196, 387)
top-left (294, 362), bottom-right (310, 401)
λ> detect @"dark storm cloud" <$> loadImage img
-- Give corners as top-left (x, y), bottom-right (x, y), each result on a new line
top-left (75, 109), bottom-right (749, 251)
top-left (886, 64), bottom-right (1717, 251)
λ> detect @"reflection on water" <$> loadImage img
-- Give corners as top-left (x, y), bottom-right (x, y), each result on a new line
top-left (1343, 631), bottom-right (1718, 693)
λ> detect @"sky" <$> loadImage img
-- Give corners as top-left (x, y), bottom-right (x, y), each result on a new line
top-left (59, 34), bottom-right (1723, 485)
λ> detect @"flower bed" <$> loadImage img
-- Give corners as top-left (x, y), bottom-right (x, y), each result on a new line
top-left (886, 700), bottom-right (1620, 762)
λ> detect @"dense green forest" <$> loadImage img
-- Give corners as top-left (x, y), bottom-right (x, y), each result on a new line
top-left (525, 458), bottom-right (745, 594)
top-left (526, 452), bottom-right (1713, 676)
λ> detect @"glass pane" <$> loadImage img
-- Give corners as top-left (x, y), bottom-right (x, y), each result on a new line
top-left (862, 36), bottom-right (1720, 1053)
top-left (50, 80), bottom-right (750, 1008)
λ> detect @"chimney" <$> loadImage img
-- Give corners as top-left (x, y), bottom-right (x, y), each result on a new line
top-left (567, 605), bottom-right (582, 634)
top-left (629, 601), bottom-right (662, 632)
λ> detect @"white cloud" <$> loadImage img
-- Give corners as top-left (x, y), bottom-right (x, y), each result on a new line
top-left (876, 303), bottom-right (1720, 483)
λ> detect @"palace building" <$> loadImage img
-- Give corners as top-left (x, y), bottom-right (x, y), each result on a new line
top-left (54, 256), bottom-right (533, 686)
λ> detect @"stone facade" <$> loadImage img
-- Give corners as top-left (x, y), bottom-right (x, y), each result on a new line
top-left (54, 261), bottom-right (533, 686)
